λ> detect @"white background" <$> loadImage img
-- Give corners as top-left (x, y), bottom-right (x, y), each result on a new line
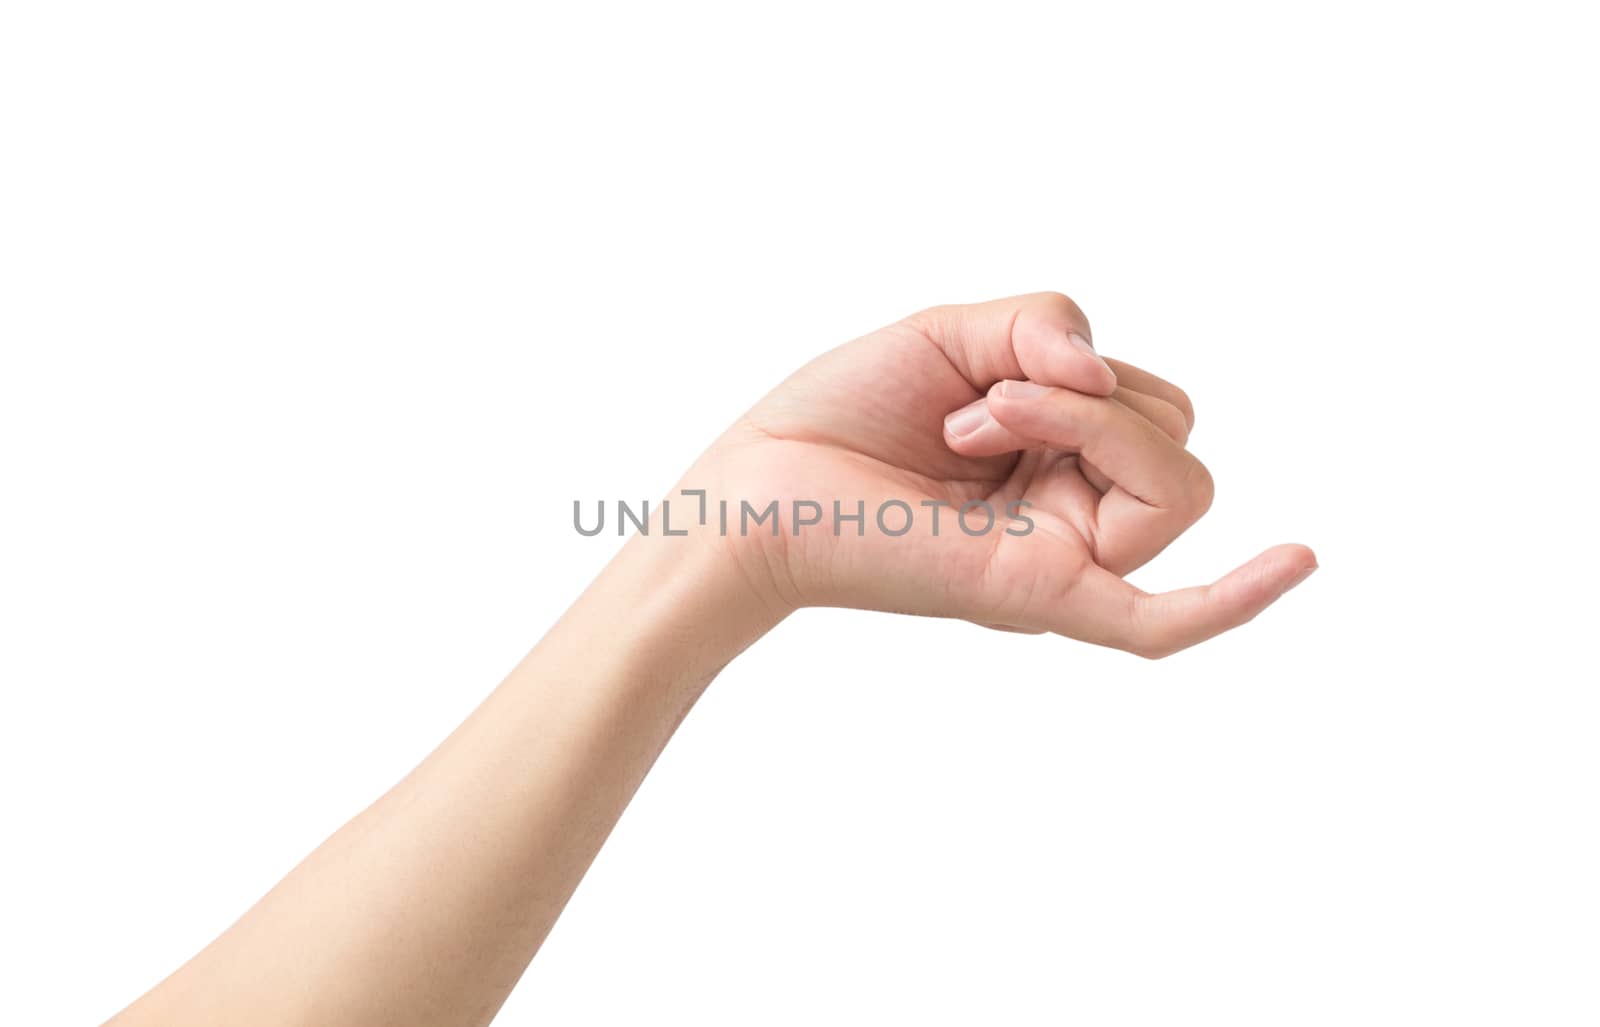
top-left (2, 2), bottom-right (1597, 1024)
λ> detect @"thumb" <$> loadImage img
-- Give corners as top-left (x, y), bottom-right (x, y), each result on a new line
top-left (905, 291), bottom-right (1116, 397)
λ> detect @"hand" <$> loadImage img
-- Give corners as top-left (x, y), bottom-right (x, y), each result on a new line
top-left (683, 292), bottom-right (1315, 658)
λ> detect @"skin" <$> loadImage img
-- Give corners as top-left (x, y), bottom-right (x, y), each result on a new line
top-left (107, 292), bottom-right (1316, 1026)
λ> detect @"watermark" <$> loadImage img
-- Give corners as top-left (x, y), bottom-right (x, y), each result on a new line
top-left (574, 490), bottom-right (1034, 538)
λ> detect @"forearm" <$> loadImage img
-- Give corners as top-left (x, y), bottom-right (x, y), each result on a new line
top-left (110, 532), bottom-right (783, 1027)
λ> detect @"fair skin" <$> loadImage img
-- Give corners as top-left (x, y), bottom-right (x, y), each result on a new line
top-left (108, 293), bottom-right (1316, 1027)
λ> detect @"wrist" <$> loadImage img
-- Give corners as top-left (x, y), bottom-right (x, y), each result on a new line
top-left (620, 526), bottom-right (792, 652)
top-left (539, 523), bottom-right (788, 705)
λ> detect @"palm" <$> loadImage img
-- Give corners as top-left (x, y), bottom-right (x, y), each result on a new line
top-left (717, 326), bottom-right (1101, 625)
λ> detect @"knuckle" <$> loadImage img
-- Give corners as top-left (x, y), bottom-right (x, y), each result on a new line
top-left (1033, 291), bottom-right (1091, 332)
top-left (902, 303), bottom-right (954, 339)
top-left (1127, 636), bottom-right (1175, 660)
top-left (1168, 384), bottom-right (1197, 429)
top-left (1123, 594), bottom-right (1174, 659)
top-left (1148, 396), bottom-right (1190, 444)
top-left (1185, 458), bottom-right (1216, 516)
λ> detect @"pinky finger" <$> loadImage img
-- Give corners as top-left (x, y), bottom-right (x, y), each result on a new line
top-left (1059, 544), bottom-right (1318, 658)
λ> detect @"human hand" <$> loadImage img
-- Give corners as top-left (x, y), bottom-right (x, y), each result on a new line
top-left (681, 292), bottom-right (1315, 658)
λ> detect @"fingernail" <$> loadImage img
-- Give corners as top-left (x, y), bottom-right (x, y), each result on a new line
top-left (1281, 565), bottom-right (1318, 594)
top-left (1067, 332), bottom-right (1113, 374)
top-left (997, 379), bottom-right (1052, 399)
top-left (944, 398), bottom-right (994, 438)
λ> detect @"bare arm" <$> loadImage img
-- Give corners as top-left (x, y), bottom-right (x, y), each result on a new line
top-left (108, 292), bottom-right (1314, 1026)
top-left (111, 534), bottom-right (780, 1027)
